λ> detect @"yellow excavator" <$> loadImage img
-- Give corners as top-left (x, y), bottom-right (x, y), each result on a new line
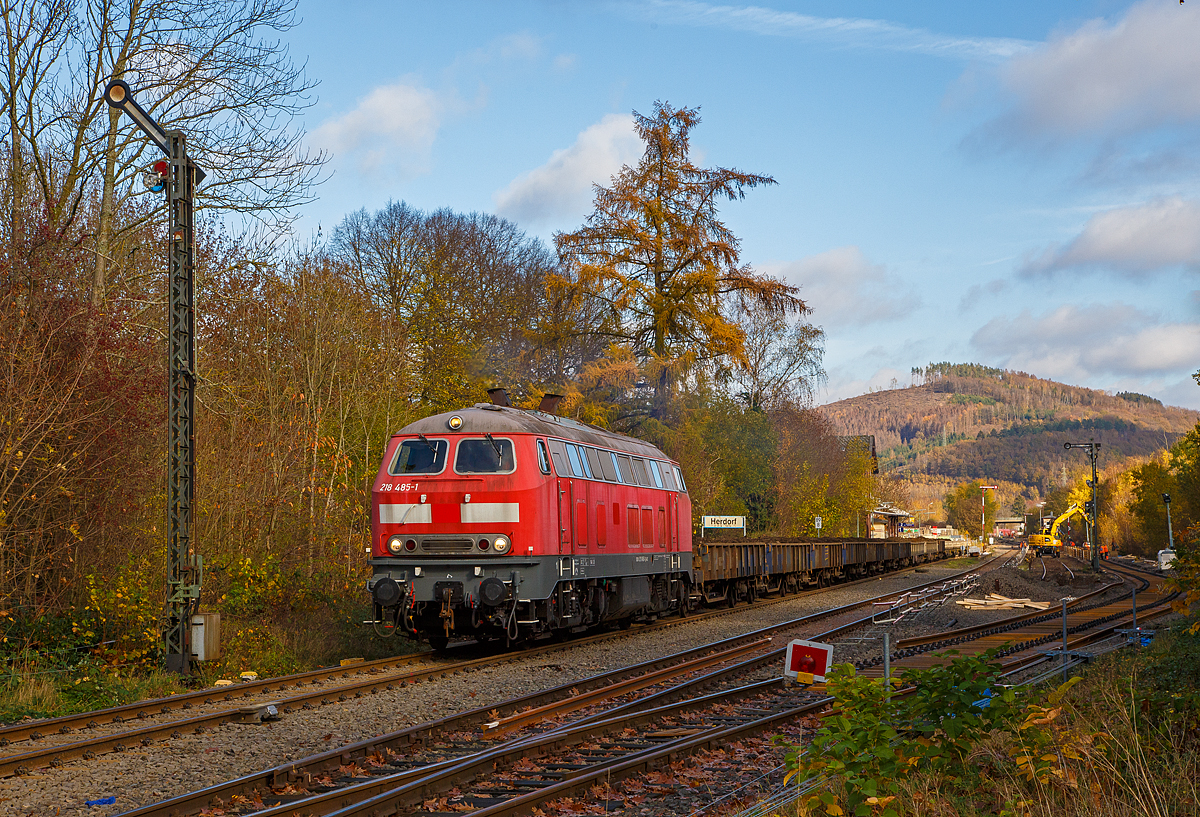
top-left (1028, 503), bottom-right (1088, 558)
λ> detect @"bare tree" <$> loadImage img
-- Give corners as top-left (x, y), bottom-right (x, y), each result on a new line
top-left (730, 304), bottom-right (826, 410)
top-left (0, 0), bottom-right (326, 307)
top-left (0, 0), bottom-right (73, 290)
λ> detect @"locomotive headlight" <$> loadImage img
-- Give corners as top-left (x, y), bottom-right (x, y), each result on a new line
top-left (493, 535), bottom-right (511, 554)
top-left (387, 535), bottom-right (404, 554)
top-left (447, 415), bottom-right (463, 430)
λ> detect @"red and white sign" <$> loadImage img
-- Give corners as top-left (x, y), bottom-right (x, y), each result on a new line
top-left (783, 639), bottom-right (834, 683)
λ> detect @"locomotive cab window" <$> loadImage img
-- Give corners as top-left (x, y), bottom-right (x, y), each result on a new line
top-left (390, 437), bottom-right (448, 475)
top-left (673, 466), bottom-right (688, 492)
top-left (537, 439), bottom-right (551, 475)
top-left (455, 437), bottom-right (515, 474)
top-left (658, 461), bottom-right (677, 491)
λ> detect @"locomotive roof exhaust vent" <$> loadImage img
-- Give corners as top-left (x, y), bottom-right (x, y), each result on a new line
top-left (538, 393), bottom-right (563, 414)
top-left (487, 387), bottom-right (510, 407)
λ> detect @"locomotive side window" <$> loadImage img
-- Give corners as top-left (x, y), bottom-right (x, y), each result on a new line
top-left (615, 454), bottom-right (635, 484)
top-left (565, 444), bottom-right (587, 477)
top-left (648, 460), bottom-right (665, 488)
top-left (595, 449), bottom-right (618, 481)
top-left (585, 447), bottom-right (607, 481)
top-left (576, 445), bottom-right (596, 479)
top-left (547, 439), bottom-right (568, 475)
top-left (537, 439), bottom-right (552, 475)
top-left (390, 438), bottom-right (448, 475)
top-left (658, 461), bottom-right (677, 490)
top-left (454, 438), bottom-right (515, 474)
top-left (607, 452), bottom-right (624, 483)
top-left (673, 466), bottom-right (688, 492)
top-left (630, 458), bottom-right (654, 487)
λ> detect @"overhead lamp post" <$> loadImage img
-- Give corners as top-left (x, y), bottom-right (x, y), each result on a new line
top-left (1064, 441), bottom-right (1101, 571)
top-left (980, 485), bottom-right (997, 544)
top-left (104, 78), bottom-right (206, 675)
top-left (1163, 493), bottom-right (1174, 550)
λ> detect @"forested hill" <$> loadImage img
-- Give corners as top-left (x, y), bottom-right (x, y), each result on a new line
top-left (820, 364), bottom-right (1199, 494)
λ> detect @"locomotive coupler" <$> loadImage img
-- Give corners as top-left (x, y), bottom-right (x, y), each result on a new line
top-left (440, 587), bottom-right (456, 637)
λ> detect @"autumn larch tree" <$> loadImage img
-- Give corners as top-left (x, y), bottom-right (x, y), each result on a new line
top-left (553, 101), bottom-right (807, 418)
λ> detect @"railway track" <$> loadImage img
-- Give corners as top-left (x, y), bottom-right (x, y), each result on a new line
top-left (869, 559), bottom-right (1176, 678)
top-left (0, 556), bottom-right (977, 779)
top-left (114, 551), bottom-right (1177, 817)
top-left (102, 560), bottom-right (1000, 817)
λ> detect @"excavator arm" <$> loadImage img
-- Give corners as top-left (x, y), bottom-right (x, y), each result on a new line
top-left (1035, 503), bottom-right (1087, 557)
top-left (1048, 503), bottom-right (1087, 542)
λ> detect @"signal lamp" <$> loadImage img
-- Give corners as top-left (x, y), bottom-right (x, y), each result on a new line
top-left (478, 538), bottom-right (490, 551)
top-left (493, 535), bottom-right (511, 554)
top-left (404, 538), bottom-right (417, 552)
top-left (387, 535), bottom-right (404, 554)
top-left (142, 159), bottom-right (169, 193)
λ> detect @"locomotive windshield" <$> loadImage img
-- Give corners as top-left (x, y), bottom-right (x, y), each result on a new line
top-left (455, 438), bottom-right (516, 473)
top-left (391, 437), bottom-right (448, 474)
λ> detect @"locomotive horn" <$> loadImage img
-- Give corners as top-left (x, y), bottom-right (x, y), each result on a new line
top-left (538, 393), bottom-right (563, 414)
top-left (487, 387), bottom-right (510, 407)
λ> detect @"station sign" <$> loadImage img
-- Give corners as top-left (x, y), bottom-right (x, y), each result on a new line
top-left (700, 515), bottom-right (746, 537)
top-left (784, 639), bottom-right (834, 684)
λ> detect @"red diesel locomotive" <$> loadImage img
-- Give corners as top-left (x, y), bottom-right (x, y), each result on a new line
top-left (368, 394), bottom-right (694, 648)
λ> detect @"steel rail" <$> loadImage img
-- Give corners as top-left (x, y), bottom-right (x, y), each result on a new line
top-left (112, 559), bottom-right (1000, 816)
top-left (893, 570), bottom-right (1123, 651)
top-left (309, 683), bottom-right (831, 817)
top-left (0, 651), bottom-right (434, 746)
top-left (0, 551), bottom-right (957, 748)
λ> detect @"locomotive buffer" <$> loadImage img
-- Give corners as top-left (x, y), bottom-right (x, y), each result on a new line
top-left (103, 79), bottom-right (206, 675)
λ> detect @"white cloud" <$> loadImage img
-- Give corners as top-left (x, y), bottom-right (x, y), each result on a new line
top-left (764, 247), bottom-right (918, 328)
top-left (996, 2), bottom-right (1200, 138)
top-left (971, 303), bottom-right (1200, 380)
top-left (310, 80), bottom-right (442, 178)
top-left (624, 0), bottom-right (1033, 61)
top-left (494, 114), bottom-right (641, 225)
top-left (1023, 197), bottom-right (1200, 276)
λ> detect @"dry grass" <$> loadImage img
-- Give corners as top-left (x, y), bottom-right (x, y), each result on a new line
top-left (889, 651), bottom-right (1199, 817)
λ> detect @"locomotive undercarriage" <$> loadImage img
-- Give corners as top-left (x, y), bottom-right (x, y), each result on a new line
top-left (373, 571), bottom-right (692, 649)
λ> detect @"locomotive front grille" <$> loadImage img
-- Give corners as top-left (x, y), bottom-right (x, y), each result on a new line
top-left (421, 538), bottom-right (475, 554)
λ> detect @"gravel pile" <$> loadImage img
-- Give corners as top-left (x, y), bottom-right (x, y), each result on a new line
top-left (0, 561), bottom-right (979, 817)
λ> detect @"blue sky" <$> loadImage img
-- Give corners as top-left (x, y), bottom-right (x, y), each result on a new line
top-left (283, 1), bottom-right (1200, 410)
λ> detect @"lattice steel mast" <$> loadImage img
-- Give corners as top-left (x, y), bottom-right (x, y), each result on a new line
top-left (104, 80), bottom-right (206, 674)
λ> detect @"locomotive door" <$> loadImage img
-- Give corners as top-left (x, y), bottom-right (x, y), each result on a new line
top-left (557, 479), bottom-right (570, 554)
top-left (669, 494), bottom-right (679, 551)
top-left (572, 480), bottom-right (588, 554)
